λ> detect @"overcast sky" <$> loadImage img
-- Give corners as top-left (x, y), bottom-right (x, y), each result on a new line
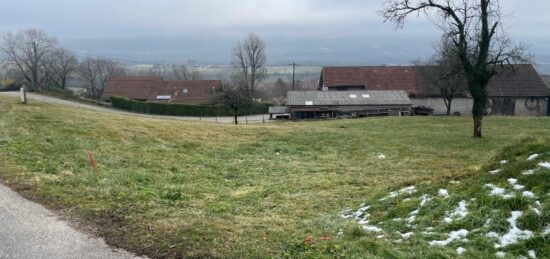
top-left (1, 0), bottom-right (549, 65)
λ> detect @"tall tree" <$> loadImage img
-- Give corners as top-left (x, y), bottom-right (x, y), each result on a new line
top-left (79, 58), bottom-right (125, 99)
top-left (231, 34), bottom-right (267, 98)
top-left (48, 48), bottom-right (78, 90)
top-left (1, 29), bottom-right (57, 92)
top-left (218, 82), bottom-right (251, 125)
top-left (382, 0), bottom-right (529, 138)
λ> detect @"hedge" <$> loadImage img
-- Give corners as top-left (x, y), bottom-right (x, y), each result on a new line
top-left (110, 97), bottom-right (270, 117)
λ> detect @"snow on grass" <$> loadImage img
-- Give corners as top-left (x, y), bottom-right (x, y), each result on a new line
top-left (500, 160), bottom-right (509, 164)
top-left (428, 229), bottom-right (469, 246)
top-left (527, 154), bottom-right (539, 161)
top-left (420, 194), bottom-right (431, 207)
top-left (508, 178), bottom-right (518, 185)
top-left (489, 169), bottom-right (502, 175)
top-left (379, 186), bottom-right (417, 201)
top-left (494, 211), bottom-right (534, 248)
top-left (484, 184), bottom-right (515, 199)
top-left (528, 250), bottom-right (537, 259)
top-left (543, 225), bottom-right (550, 236)
top-left (444, 200), bottom-right (468, 223)
top-left (438, 189), bottom-right (449, 198)
top-left (341, 205), bottom-right (383, 233)
top-left (378, 154), bottom-right (386, 160)
top-left (538, 162), bottom-right (550, 169)
top-left (507, 178), bottom-right (525, 190)
top-left (456, 247), bottom-right (466, 255)
top-left (407, 209), bottom-right (419, 224)
top-left (522, 191), bottom-right (535, 198)
top-left (495, 251), bottom-right (506, 258)
top-left (399, 232), bottom-right (414, 239)
top-left (522, 169), bottom-right (536, 175)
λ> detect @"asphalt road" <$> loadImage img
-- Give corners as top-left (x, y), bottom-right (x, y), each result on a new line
top-left (0, 92), bottom-right (270, 124)
top-left (0, 183), bottom-right (144, 259)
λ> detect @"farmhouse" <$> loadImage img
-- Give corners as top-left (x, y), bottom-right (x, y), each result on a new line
top-left (286, 90), bottom-right (412, 119)
top-left (319, 64), bottom-right (550, 116)
top-left (101, 77), bottom-right (221, 104)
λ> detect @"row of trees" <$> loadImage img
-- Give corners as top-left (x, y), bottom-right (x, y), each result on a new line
top-left (1, 29), bottom-right (204, 99)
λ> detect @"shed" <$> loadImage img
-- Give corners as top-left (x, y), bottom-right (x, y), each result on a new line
top-left (286, 90), bottom-right (412, 119)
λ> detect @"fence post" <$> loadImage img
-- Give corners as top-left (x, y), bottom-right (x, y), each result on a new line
top-left (262, 114), bottom-right (265, 124)
top-left (20, 86), bottom-right (27, 104)
top-left (246, 115), bottom-right (248, 124)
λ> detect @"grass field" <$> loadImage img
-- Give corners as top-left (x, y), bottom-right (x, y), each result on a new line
top-left (0, 95), bottom-right (549, 258)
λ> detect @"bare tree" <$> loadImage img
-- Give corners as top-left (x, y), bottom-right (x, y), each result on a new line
top-left (48, 48), bottom-right (78, 90)
top-left (1, 29), bottom-right (57, 92)
top-left (381, 0), bottom-right (530, 138)
top-left (171, 64), bottom-right (200, 80)
top-left (231, 34), bottom-right (267, 98)
top-left (79, 58), bottom-right (125, 99)
top-left (417, 38), bottom-right (468, 115)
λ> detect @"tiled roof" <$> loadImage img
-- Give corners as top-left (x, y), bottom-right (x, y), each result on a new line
top-left (101, 77), bottom-right (221, 104)
top-left (541, 75), bottom-right (550, 90)
top-left (321, 64), bottom-right (550, 97)
top-left (286, 90), bottom-right (412, 106)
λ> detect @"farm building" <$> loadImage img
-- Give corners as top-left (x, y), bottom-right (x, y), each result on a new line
top-left (286, 90), bottom-right (412, 119)
top-left (101, 77), bottom-right (221, 104)
top-left (319, 64), bottom-right (550, 116)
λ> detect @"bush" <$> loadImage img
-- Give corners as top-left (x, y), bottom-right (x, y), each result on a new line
top-left (0, 83), bottom-right (22, 92)
top-left (110, 97), bottom-right (270, 117)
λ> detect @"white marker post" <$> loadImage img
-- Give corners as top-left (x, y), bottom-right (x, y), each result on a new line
top-left (20, 86), bottom-right (27, 104)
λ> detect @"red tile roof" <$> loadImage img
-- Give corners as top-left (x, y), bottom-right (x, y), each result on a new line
top-left (101, 77), bottom-right (221, 104)
top-left (321, 64), bottom-right (550, 97)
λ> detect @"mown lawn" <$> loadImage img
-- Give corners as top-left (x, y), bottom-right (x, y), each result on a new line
top-left (0, 95), bottom-right (549, 258)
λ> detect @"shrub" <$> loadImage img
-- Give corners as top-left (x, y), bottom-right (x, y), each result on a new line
top-left (110, 97), bottom-right (270, 117)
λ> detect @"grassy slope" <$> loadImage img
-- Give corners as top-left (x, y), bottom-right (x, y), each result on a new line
top-left (0, 95), bottom-right (548, 258)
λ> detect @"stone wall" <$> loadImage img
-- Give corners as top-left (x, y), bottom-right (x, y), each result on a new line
top-left (412, 97), bottom-right (549, 116)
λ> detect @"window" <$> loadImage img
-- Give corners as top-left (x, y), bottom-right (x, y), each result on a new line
top-left (182, 88), bottom-right (188, 94)
top-left (362, 94), bottom-right (370, 98)
top-left (156, 95), bottom-right (171, 100)
top-left (349, 94), bottom-right (357, 98)
top-left (305, 101), bottom-right (313, 105)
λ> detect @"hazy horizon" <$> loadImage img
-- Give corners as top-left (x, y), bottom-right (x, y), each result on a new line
top-left (1, 0), bottom-right (550, 68)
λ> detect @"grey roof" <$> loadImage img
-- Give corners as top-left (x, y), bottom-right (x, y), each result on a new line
top-left (286, 90), bottom-right (412, 106)
top-left (268, 106), bottom-right (289, 114)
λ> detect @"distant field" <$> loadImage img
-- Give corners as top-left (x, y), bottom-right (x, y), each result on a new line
top-left (0, 95), bottom-right (548, 258)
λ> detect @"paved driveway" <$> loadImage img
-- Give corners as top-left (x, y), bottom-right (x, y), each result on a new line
top-left (0, 92), bottom-right (270, 124)
top-left (0, 183), bottom-right (144, 259)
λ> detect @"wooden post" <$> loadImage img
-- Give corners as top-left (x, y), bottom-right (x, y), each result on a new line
top-left (20, 86), bottom-right (27, 104)
top-left (262, 114), bottom-right (265, 124)
top-left (245, 115), bottom-right (248, 124)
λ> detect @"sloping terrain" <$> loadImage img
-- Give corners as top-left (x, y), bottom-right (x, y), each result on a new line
top-left (0, 95), bottom-right (549, 258)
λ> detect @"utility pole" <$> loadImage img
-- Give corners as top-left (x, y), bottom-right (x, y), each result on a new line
top-left (289, 63), bottom-right (298, 90)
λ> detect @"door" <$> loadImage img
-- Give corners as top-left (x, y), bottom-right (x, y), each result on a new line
top-left (490, 97), bottom-right (516, 116)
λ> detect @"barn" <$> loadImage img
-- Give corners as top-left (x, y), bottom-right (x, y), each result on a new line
top-left (101, 77), bottom-right (221, 105)
top-left (319, 64), bottom-right (550, 116)
top-left (286, 90), bottom-right (412, 119)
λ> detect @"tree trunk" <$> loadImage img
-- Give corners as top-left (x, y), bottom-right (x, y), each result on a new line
top-left (446, 98), bottom-right (452, 115)
top-left (234, 115), bottom-right (238, 125)
top-left (473, 115), bottom-right (483, 138)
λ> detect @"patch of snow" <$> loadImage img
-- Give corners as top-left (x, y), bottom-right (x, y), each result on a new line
top-left (438, 189), bottom-right (450, 198)
top-left (444, 200), bottom-right (469, 224)
top-left (528, 250), bottom-right (537, 259)
top-left (523, 191), bottom-right (535, 198)
top-left (531, 207), bottom-right (541, 215)
top-left (456, 247), bottom-right (466, 255)
top-left (489, 169), bottom-right (502, 174)
top-left (425, 227), bottom-right (434, 231)
top-left (420, 194), bottom-right (431, 207)
top-left (376, 235), bottom-right (384, 239)
top-left (486, 232), bottom-right (499, 238)
top-left (379, 186), bottom-right (417, 201)
top-left (337, 229), bottom-right (344, 236)
top-left (513, 184), bottom-right (525, 190)
top-left (407, 209), bottom-right (419, 224)
top-left (484, 219), bottom-right (492, 228)
top-left (508, 178), bottom-right (518, 185)
top-left (450, 180), bottom-right (461, 184)
top-left (363, 225), bottom-right (383, 232)
top-left (500, 160), bottom-right (509, 164)
top-left (392, 218), bottom-right (403, 222)
top-left (522, 169), bottom-right (536, 175)
top-left (342, 205), bottom-right (384, 233)
top-left (393, 239), bottom-right (403, 243)
top-left (542, 225), bottom-right (550, 236)
top-left (428, 229), bottom-right (469, 246)
top-left (538, 162), bottom-right (550, 169)
top-left (527, 154), bottom-right (539, 161)
top-left (495, 251), bottom-right (506, 258)
top-left (400, 232), bottom-right (414, 239)
top-left (485, 184), bottom-right (516, 199)
top-left (494, 211), bottom-right (534, 248)
top-left (378, 154), bottom-right (386, 160)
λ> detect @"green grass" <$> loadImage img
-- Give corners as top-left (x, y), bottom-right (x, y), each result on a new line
top-left (0, 95), bottom-right (549, 258)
